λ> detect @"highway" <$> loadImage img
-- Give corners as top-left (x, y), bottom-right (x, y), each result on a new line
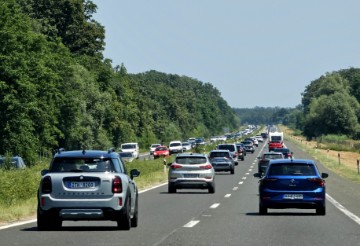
top-left (1, 140), bottom-right (360, 246)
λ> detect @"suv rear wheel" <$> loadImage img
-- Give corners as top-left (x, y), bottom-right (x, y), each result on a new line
top-left (208, 183), bottom-right (215, 193)
top-left (117, 196), bottom-right (131, 230)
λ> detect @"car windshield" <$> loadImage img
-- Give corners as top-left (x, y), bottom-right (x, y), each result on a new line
top-left (50, 157), bottom-right (115, 172)
top-left (268, 164), bottom-right (316, 176)
top-left (176, 156), bottom-right (207, 165)
top-left (122, 144), bottom-right (136, 149)
top-left (170, 143), bottom-right (181, 147)
top-left (156, 147), bottom-right (167, 151)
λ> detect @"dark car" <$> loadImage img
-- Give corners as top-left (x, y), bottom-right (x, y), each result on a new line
top-left (257, 152), bottom-right (284, 173)
top-left (273, 148), bottom-right (293, 159)
top-left (235, 143), bottom-right (246, 160)
top-left (208, 150), bottom-right (235, 174)
top-left (254, 159), bottom-right (328, 215)
top-left (242, 141), bottom-right (255, 153)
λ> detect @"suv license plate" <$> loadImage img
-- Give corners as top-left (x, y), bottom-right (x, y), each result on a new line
top-left (283, 194), bottom-right (303, 200)
top-left (69, 182), bottom-right (96, 188)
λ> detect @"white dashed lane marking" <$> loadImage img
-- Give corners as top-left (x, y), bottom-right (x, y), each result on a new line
top-left (183, 220), bottom-right (200, 228)
top-left (238, 181), bottom-right (244, 185)
top-left (210, 203), bottom-right (220, 209)
top-left (233, 187), bottom-right (239, 191)
top-left (242, 177), bottom-right (247, 180)
top-left (225, 194), bottom-right (231, 198)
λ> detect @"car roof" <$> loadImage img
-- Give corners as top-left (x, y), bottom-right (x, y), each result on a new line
top-left (269, 159), bottom-right (315, 165)
top-left (54, 150), bottom-right (119, 158)
top-left (210, 149), bottom-right (230, 152)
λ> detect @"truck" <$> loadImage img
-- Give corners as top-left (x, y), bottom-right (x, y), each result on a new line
top-left (268, 131), bottom-right (283, 151)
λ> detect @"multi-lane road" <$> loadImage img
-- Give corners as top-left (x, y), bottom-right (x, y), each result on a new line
top-left (1, 139), bottom-right (360, 246)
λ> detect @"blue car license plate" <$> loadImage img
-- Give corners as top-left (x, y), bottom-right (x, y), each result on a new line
top-left (283, 194), bottom-right (303, 200)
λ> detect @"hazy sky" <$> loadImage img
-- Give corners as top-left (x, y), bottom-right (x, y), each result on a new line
top-left (92, 0), bottom-right (360, 108)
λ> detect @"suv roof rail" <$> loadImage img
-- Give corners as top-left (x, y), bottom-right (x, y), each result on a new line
top-left (108, 148), bottom-right (116, 153)
top-left (58, 148), bottom-right (65, 153)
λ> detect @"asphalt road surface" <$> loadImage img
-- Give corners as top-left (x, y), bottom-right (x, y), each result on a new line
top-left (1, 139), bottom-right (360, 246)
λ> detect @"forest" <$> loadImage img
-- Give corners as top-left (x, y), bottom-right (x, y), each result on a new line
top-left (0, 0), bottom-right (239, 166)
top-left (234, 68), bottom-right (360, 141)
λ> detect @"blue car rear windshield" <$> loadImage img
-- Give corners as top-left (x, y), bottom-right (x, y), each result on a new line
top-left (268, 164), bottom-right (316, 176)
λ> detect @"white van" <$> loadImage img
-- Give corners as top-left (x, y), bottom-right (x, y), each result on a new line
top-left (169, 141), bottom-right (183, 155)
top-left (120, 143), bottom-right (139, 159)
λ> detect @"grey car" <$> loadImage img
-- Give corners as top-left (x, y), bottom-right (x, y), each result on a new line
top-left (168, 153), bottom-right (215, 193)
top-left (209, 150), bottom-right (235, 174)
top-left (37, 149), bottom-right (140, 230)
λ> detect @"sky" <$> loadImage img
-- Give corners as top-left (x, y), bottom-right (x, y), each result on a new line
top-left (92, 0), bottom-right (360, 108)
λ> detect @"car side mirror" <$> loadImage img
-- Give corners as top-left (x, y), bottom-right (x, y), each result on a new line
top-left (321, 173), bottom-right (328, 179)
top-left (130, 169), bottom-right (140, 179)
top-left (253, 173), bottom-right (262, 178)
top-left (41, 169), bottom-right (49, 176)
top-left (257, 156), bottom-right (260, 159)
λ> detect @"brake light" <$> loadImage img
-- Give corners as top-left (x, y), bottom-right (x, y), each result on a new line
top-left (171, 164), bottom-right (183, 169)
top-left (112, 176), bottom-right (123, 193)
top-left (307, 178), bottom-right (325, 187)
top-left (200, 164), bottom-right (212, 169)
top-left (41, 176), bottom-right (52, 193)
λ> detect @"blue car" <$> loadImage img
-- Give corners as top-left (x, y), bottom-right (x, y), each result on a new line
top-left (254, 159), bottom-right (328, 215)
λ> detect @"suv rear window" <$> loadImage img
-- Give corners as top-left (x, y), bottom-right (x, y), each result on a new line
top-left (217, 145), bottom-right (235, 152)
top-left (50, 157), bottom-right (115, 172)
top-left (175, 156), bottom-right (207, 165)
top-left (268, 164), bottom-right (316, 176)
top-left (209, 152), bottom-right (230, 158)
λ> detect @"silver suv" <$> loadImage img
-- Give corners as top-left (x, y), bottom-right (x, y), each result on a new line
top-left (168, 153), bottom-right (215, 193)
top-left (37, 149), bottom-right (140, 230)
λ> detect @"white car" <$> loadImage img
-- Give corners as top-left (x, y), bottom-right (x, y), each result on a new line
top-left (37, 149), bottom-right (140, 230)
top-left (169, 141), bottom-right (183, 155)
top-left (149, 144), bottom-right (161, 155)
top-left (120, 143), bottom-right (139, 159)
top-left (182, 142), bottom-right (192, 151)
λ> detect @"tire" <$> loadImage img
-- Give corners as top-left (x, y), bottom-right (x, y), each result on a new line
top-left (117, 196), bottom-right (131, 230)
top-left (168, 184), bottom-right (176, 193)
top-left (316, 206), bottom-right (326, 215)
top-left (208, 183), bottom-right (215, 194)
top-left (131, 194), bottom-right (139, 227)
top-left (230, 168), bottom-right (235, 175)
top-left (235, 161), bottom-right (238, 166)
top-left (37, 206), bottom-right (62, 231)
top-left (259, 204), bottom-right (267, 215)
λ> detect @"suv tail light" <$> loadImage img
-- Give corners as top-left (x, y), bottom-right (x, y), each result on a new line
top-left (200, 164), bottom-right (212, 169)
top-left (112, 176), bottom-right (123, 193)
top-left (307, 178), bottom-right (325, 187)
top-left (41, 176), bottom-right (52, 193)
top-left (171, 164), bottom-right (183, 169)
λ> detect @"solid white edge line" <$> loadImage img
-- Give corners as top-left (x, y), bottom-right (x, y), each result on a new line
top-left (0, 182), bottom-right (170, 230)
top-left (326, 194), bottom-right (360, 225)
top-left (0, 219), bottom-right (37, 230)
top-left (183, 220), bottom-right (200, 228)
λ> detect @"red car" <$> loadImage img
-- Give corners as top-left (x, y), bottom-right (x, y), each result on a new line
top-left (153, 146), bottom-right (170, 159)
